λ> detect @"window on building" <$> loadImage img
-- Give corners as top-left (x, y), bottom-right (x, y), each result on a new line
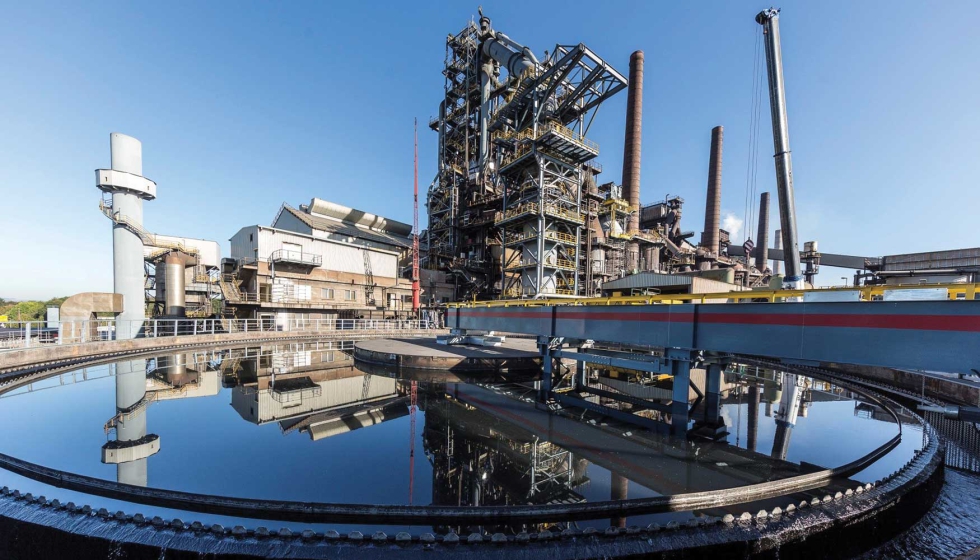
top-left (402, 294), bottom-right (413, 303)
top-left (345, 290), bottom-right (357, 301)
top-left (249, 233), bottom-right (253, 242)
top-left (321, 288), bottom-right (334, 300)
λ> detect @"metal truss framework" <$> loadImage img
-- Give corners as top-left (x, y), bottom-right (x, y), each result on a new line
top-left (427, 17), bottom-right (626, 300)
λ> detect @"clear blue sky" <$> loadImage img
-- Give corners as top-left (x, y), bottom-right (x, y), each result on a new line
top-left (1, 1), bottom-right (978, 300)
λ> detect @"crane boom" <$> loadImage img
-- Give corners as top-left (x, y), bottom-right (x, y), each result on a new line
top-left (756, 8), bottom-right (803, 290)
top-left (412, 119), bottom-right (421, 313)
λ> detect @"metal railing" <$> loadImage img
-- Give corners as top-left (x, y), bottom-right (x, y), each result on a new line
top-left (0, 318), bottom-right (435, 350)
top-left (269, 249), bottom-right (322, 267)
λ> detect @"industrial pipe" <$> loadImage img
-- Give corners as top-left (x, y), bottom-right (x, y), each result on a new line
top-left (164, 253), bottom-right (186, 317)
top-left (756, 9), bottom-right (803, 290)
top-left (622, 51), bottom-right (644, 271)
top-left (701, 126), bottom-right (723, 269)
top-left (755, 192), bottom-right (771, 271)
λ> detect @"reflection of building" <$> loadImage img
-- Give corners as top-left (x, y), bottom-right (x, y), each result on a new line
top-left (229, 346), bottom-right (408, 441)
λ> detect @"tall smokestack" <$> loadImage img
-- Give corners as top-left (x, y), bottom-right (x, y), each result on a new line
top-left (755, 192), bottom-right (770, 271)
top-left (773, 229), bottom-right (782, 276)
top-left (701, 126), bottom-right (723, 263)
top-left (622, 51), bottom-right (643, 271)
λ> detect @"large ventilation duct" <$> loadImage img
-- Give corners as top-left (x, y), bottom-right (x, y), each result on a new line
top-left (105, 133), bottom-right (154, 339)
top-left (700, 126), bottom-right (723, 269)
top-left (477, 12), bottom-right (538, 171)
top-left (622, 51), bottom-right (644, 271)
top-left (755, 192), bottom-right (771, 271)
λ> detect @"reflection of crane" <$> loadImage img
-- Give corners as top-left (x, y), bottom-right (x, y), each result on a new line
top-left (408, 380), bottom-right (418, 504)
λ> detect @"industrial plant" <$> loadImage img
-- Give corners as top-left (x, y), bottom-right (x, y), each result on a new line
top-left (0, 5), bottom-right (978, 560)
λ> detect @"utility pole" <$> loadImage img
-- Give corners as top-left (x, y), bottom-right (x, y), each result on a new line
top-left (756, 8), bottom-right (803, 291)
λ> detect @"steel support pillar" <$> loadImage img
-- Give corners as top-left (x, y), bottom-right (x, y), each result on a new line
top-left (705, 363), bottom-right (723, 425)
top-left (747, 384), bottom-right (760, 452)
top-left (667, 348), bottom-right (693, 435)
top-left (538, 336), bottom-right (554, 403)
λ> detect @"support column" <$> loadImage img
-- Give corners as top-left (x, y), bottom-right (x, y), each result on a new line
top-left (704, 363), bottom-right (723, 425)
top-left (538, 336), bottom-right (553, 403)
top-left (667, 349), bottom-right (692, 435)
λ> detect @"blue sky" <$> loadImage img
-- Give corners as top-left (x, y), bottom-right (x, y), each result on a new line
top-left (1, 1), bottom-right (978, 299)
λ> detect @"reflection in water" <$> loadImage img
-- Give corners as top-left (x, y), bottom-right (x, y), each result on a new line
top-left (772, 373), bottom-right (806, 461)
top-left (0, 341), bottom-right (928, 538)
top-left (109, 358), bottom-right (150, 486)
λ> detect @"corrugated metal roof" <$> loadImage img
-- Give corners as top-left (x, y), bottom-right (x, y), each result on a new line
top-left (601, 272), bottom-right (694, 291)
top-left (601, 272), bottom-right (743, 293)
top-left (280, 205), bottom-right (410, 249)
top-left (881, 248), bottom-right (980, 271)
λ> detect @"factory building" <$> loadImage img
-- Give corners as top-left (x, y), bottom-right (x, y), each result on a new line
top-left (224, 198), bottom-right (452, 324)
top-left (148, 235), bottom-right (221, 318)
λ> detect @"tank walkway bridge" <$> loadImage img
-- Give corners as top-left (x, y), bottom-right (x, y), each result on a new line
top-left (450, 284), bottom-right (980, 433)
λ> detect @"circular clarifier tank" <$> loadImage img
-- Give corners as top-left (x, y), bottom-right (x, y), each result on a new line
top-left (0, 341), bottom-right (946, 557)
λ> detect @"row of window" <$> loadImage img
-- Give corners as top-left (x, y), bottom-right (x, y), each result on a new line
top-left (321, 288), bottom-right (357, 301)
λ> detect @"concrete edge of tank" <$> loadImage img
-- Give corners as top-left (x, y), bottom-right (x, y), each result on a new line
top-left (0, 450), bottom-right (943, 560)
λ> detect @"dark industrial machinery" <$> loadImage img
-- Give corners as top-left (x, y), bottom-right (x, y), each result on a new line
top-left (426, 9), bottom-right (627, 299)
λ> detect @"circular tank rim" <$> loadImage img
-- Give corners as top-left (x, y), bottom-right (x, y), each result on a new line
top-left (0, 344), bottom-right (946, 557)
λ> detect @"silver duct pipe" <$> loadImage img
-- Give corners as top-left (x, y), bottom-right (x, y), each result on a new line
top-left (164, 253), bottom-right (186, 317)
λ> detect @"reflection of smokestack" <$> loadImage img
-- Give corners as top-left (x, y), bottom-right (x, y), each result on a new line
top-left (773, 229), bottom-right (782, 276)
top-left (622, 51), bottom-right (643, 271)
top-left (755, 192), bottom-right (770, 271)
top-left (610, 472), bottom-right (629, 527)
top-left (747, 384), bottom-right (760, 452)
top-left (701, 126), bottom-right (723, 265)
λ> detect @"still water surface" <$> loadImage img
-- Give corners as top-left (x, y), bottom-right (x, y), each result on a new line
top-left (0, 342), bottom-right (960, 555)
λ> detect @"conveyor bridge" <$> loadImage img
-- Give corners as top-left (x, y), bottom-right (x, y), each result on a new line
top-left (451, 284), bottom-right (980, 374)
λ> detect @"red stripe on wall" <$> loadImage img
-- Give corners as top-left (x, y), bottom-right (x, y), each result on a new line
top-left (458, 309), bottom-right (980, 333)
top-left (696, 312), bottom-right (980, 332)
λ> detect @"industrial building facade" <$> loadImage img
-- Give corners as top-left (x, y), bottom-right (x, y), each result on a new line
top-left (224, 198), bottom-right (452, 325)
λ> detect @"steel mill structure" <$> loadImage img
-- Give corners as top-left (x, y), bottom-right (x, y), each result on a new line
top-left (426, 9), bottom-right (628, 299)
top-left (425, 10), bottom-right (789, 300)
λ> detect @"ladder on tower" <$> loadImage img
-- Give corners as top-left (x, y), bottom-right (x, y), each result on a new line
top-left (363, 250), bottom-right (376, 306)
